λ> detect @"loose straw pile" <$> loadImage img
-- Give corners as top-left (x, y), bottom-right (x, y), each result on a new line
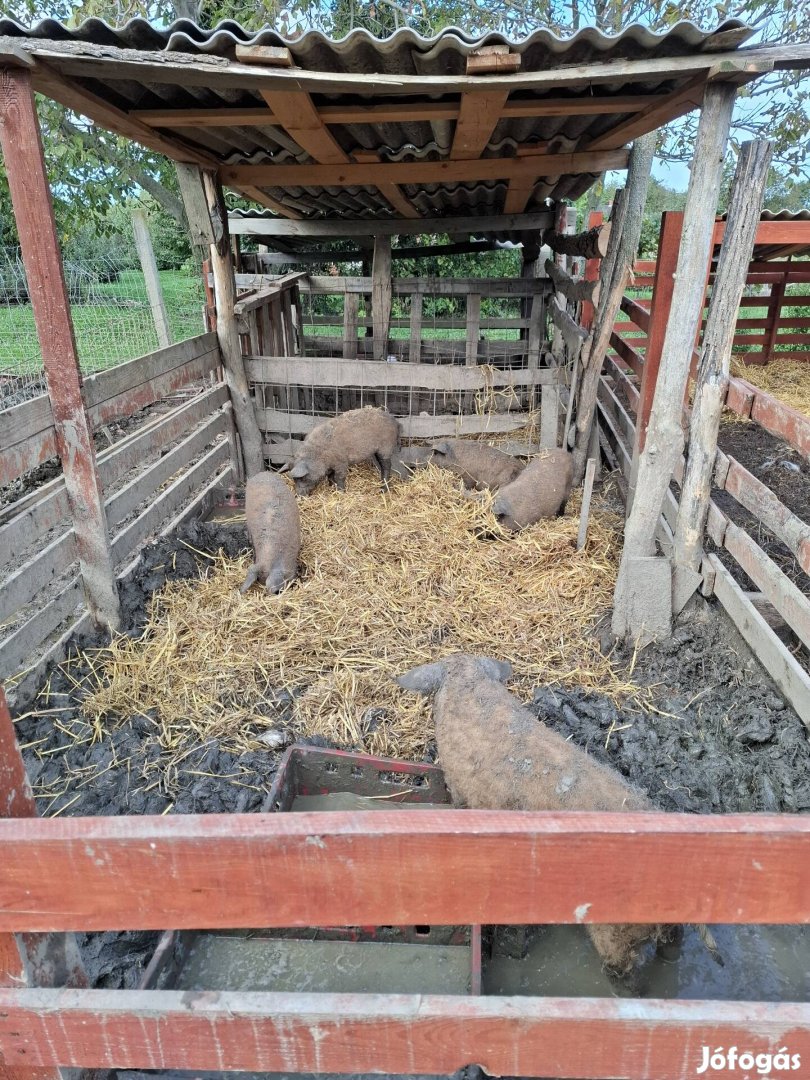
top-left (730, 358), bottom-right (810, 418)
top-left (79, 465), bottom-right (637, 762)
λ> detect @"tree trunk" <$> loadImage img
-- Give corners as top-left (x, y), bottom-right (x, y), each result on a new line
top-left (543, 224), bottom-right (611, 260)
top-left (613, 83), bottom-right (737, 638)
top-left (672, 139), bottom-right (772, 609)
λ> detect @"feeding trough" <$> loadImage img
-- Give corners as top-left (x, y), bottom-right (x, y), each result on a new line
top-left (140, 746), bottom-right (482, 996)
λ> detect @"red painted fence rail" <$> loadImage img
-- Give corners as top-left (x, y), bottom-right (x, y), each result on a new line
top-left (1, 811), bottom-right (809, 931)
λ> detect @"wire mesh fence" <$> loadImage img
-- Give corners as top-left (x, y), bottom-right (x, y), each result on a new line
top-left (0, 247), bottom-right (206, 410)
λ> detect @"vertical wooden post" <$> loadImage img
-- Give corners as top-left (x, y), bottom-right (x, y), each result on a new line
top-left (613, 83), bottom-right (737, 640)
top-left (465, 293), bottom-right (481, 366)
top-left (629, 211), bottom-right (683, 491)
top-left (672, 140), bottom-right (772, 612)
top-left (581, 211), bottom-right (604, 331)
top-left (132, 206), bottom-right (171, 349)
top-left (371, 235), bottom-right (392, 362)
top-left (0, 67), bottom-right (119, 631)
top-left (343, 292), bottom-right (359, 361)
top-left (763, 272), bottom-right (787, 365)
top-left (408, 292), bottom-right (422, 364)
top-left (201, 171), bottom-right (265, 478)
top-left (1, 683), bottom-right (89, 1079)
top-left (131, 208), bottom-right (172, 350)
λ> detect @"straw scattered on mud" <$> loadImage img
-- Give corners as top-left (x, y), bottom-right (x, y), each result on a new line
top-left (730, 357), bottom-right (810, 417)
top-left (78, 465), bottom-right (638, 762)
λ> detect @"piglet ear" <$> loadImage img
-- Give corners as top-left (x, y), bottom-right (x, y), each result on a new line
top-left (395, 661), bottom-right (447, 695)
top-left (433, 441), bottom-right (450, 456)
top-left (278, 463), bottom-right (290, 473)
top-left (290, 462), bottom-right (308, 479)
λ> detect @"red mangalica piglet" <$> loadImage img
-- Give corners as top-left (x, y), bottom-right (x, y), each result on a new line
top-left (282, 407), bottom-right (401, 495)
top-left (240, 471), bottom-right (301, 595)
top-left (491, 448), bottom-right (574, 532)
top-left (396, 652), bottom-right (667, 976)
top-left (431, 439), bottom-right (525, 491)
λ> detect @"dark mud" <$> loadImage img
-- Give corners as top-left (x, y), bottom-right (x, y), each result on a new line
top-left (715, 420), bottom-right (810, 593)
top-left (533, 604), bottom-right (810, 814)
top-left (14, 519), bottom-right (288, 821)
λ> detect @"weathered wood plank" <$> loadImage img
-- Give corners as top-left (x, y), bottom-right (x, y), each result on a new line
top-left (620, 295), bottom-right (651, 333)
top-left (408, 293), bottom-right (423, 364)
top-left (228, 211), bottom-right (555, 238)
top-left (0, 426), bottom-right (58, 489)
top-left (109, 441), bottom-right (230, 565)
top-left (0, 810), bottom-right (809, 932)
top-left (540, 385), bottom-right (558, 448)
top-left (259, 411), bottom-right (538, 439)
top-left (1, 988), bottom-right (809, 1079)
top-left (246, 358), bottom-right (560, 390)
top-left (723, 456), bottom-right (810, 574)
top-left (221, 149), bottom-right (629, 189)
top-left (371, 236), bottom-right (392, 362)
top-left (0, 394), bottom-right (53, 457)
top-left (0, 386), bottom-right (228, 570)
top-left (708, 554), bottom-right (810, 729)
top-left (105, 411), bottom-right (228, 532)
top-left (0, 577), bottom-right (82, 683)
top-left (0, 526), bottom-right (76, 626)
top-left (302, 337), bottom-right (530, 361)
top-left (723, 522), bottom-right (810, 653)
top-left (83, 334), bottom-right (218, 423)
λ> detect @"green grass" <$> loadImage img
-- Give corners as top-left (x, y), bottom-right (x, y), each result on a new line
top-left (0, 269), bottom-right (206, 377)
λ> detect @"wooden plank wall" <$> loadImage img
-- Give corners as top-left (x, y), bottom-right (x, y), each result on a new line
top-left (0, 333), bottom-right (233, 687)
top-left (600, 349), bottom-right (810, 730)
top-left (231, 273), bottom-right (559, 450)
top-left (0, 333), bottom-right (220, 488)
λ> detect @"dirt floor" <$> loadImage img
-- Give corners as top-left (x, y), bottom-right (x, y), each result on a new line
top-left (714, 418), bottom-right (810, 594)
top-left (10, 485), bottom-right (810, 989)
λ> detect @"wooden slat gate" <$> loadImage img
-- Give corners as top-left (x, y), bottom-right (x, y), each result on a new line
top-left (0, 808), bottom-right (809, 1080)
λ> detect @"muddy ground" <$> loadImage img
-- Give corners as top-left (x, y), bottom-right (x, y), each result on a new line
top-left (715, 419), bottom-right (810, 593)
top-left (11, 509), bottom-right (810, 988)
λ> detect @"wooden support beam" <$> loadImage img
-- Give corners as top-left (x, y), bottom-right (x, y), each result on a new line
top-left (613, 83), bottom-right (737, 640)
top-left (0, 67), bottom-right (120, 632)
top-left (260, 90), bottom-right (349, 163)
top-left (31, 64), bottom-right (214, 166)
top-left (28, 38), bottom-right (809, 96)
top-left (220, 149), bottom-right (629, 189)
top-left (234, 44), bottom-right (293, 67)
top-left (372, 235), bottom-right (392, 362)
top-left (587, 74), bottom-right (709, 152)
top-left (200, 170), bottom-right (265, 477)
top-left (503, 176), bottom-right (537, 214)
top-left (673, 140), bottom-right (772, 612)
top-left (467, 45), bottom-right (522, 75)
top-left (228, 210), bottom-right (554, 237)
top-left (451, 90), bottom-right (509, 160)
top-left (234, 183), bottom-right (302, 218)
top-left (350, 150), bottom-right (419, 219)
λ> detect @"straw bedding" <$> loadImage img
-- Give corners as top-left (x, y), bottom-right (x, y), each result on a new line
top-left (730, 358), bottom-right (810, 418)
top-left (78, 464), bottom-right (637, 763)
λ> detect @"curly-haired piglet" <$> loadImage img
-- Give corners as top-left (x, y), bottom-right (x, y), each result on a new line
top-left (395, 653), bottom-right (668, 976)
top-left (283, 407), bottom-right (401, 495)
top-left (432, 439), bottom-right (524, 491)
top-left (240, 472), bottom-right (301, 595)
top-left (492, 449), bottom-right (574, 532)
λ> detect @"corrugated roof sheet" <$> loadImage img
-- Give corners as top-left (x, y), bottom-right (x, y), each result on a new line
top-left (0, 18), bottom-right (755, 223)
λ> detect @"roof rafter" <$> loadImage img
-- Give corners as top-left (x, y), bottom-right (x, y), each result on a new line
top-left (131, 94), bottom-right (669, 129)
top-left (220, 149), bottom-right (628, 189)
top-left (227, 210), bottom-right (556, 237)
top-left (260, 89), bottom-right (349, 164)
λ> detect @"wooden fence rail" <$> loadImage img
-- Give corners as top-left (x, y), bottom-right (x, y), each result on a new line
top-left (600, 280), bottom-right (810, 726)
top-left (0, 811), bottom-right (809, 1079)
